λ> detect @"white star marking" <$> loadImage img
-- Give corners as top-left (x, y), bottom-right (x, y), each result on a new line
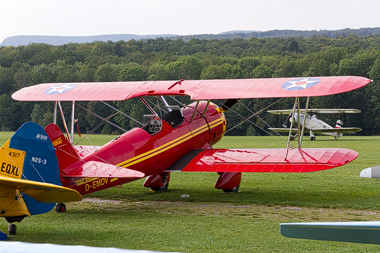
top-left (45, 84), bottom-right (76, 94)
top-left (285, 78), bottom-right (317, 89)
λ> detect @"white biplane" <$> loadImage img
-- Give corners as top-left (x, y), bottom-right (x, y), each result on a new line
top-left (268, 108), bottom-right (362, 140)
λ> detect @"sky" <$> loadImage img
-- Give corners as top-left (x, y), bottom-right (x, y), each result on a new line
top-left (1, 0), bottom-right (380, 43)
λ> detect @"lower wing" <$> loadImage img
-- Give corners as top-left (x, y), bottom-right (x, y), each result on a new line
top-left (0, 175), bottom-right (82, 203)
top-left (311, 127), bottom-right (362, 134)
top-left (269, 127), bottom-right (362, 134)
top-left (280, 221), bottom-right (380, 244)
top-left (167, 148), bottom-right (358, 173)
top-left (269, 128), bottom-right (299, 133)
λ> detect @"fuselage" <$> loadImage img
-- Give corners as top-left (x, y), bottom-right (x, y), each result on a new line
top-left (292, 113), bottom-right (342, 138)
top-left (64, 101), bottom-right (226, 195)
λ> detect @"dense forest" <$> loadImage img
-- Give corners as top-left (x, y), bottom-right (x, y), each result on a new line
top-left (1, 33), bottom-right (380, 136)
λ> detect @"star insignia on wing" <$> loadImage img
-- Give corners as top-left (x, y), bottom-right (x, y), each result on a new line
top-left (282, 78), bottom-right (320, 91)
top-left (44, 84), bottom-right (77, 95)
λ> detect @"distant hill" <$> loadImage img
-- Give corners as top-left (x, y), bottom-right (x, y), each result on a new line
top-left (2, 28), bottom-right (380, 47)
top-left (0, 34), bottom-right (178, 47)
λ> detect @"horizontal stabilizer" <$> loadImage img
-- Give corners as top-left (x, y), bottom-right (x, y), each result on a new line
top-left (74, 145), bottom-right (101, 157)
top-left (268, 109), bottom-right (361, 114)
top-left (280, 221), bottom-right (380, 244)
top-left (63, 161), bottom-right (145, 179)
top-left (176, 148), bottom-right (357, 173)
top-left (0, 175), bottom-right (82, 203)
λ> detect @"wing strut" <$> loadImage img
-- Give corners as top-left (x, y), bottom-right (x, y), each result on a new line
top-left (140, 97), bottom-right (158, 116)
top-left (190, 101), bottom-right (200, 123)
top-left (299, 97), bottom-right (310, 147)
top-left (54, 101), bottom-right (57, 125)
top-left (160, 96), bottom-right (172, 112)
top-left (285, 98), bottom-right (298, 159)
top-left (202, 100), bottom-right (211, 117)
top-left (285, 97), bottom-right (311, 159)
top-left (297, 97), bottom-right (301, 147)
top-left (58, 101), bottom-right (71, 143)
top-left (70, 101), bottom-right (75, 144)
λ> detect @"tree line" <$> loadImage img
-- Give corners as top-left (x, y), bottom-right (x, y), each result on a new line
top-left (1, 34), bottom-right (380, 136)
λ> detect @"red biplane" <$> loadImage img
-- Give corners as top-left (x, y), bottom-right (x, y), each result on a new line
top-left (12, 76), bottom-right (370, 210)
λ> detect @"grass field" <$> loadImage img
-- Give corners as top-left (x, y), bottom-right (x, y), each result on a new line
top-left (2, 132), bottom-right (380, 252)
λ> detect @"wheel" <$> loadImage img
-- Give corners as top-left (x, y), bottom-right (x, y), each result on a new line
top-left (310, 136), bottom-right (316, 141)
top-left (290, 136), bottom-right (295, 141)
top-left (152, 174), bottom-right (169, 191)
top-left (55, 203), bottom-right (66, 213)
top-left (223, 184), bottom-right (240, 193)
top-left (8, 223), bottom-right (16, 235)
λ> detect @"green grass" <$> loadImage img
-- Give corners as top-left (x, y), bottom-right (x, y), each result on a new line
top-left (3, 133), bottom-right (380, 252)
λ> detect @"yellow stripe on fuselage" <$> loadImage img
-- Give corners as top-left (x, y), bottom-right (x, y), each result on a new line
top-left (74, 117), bottom-right (224, 187)
top-left (116, 117), bottom-right (224, 168)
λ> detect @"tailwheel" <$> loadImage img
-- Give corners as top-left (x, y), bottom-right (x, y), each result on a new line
top-left (55, 203), bottom-right (66, 213)
top-left (223, 184), bottom-right (240, 193)
top-left (8, 223), bottom-right (16, 235)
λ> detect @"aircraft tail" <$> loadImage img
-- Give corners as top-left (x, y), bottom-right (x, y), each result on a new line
top-left (44, 123), bottom-right (81, 172)
top-left (6, 122), bottom-right (64, 216)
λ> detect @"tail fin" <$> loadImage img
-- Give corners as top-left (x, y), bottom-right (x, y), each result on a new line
top-left (8, 122), bottom-right (62, 215)
top-left (44, 123), bottom-right (80, 171)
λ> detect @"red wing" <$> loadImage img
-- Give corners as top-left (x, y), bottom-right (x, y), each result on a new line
top-left (62, 161), bottom-right (145, 179)
top-left (12, 76), bottom-right (370, 101)
top-left (174, 148), bottom-right (357, 173)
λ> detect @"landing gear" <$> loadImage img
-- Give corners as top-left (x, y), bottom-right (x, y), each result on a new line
top-left (223, 184), bottom-right (240, 193)
top-left (215, 172), bottom-right (241, 193)
top-left (144, 172), bottom-right (171, 191)
top-left (8, 223), bottom-right (16, 235)
top-left (311, 136), bottom-right (316, 141)
top-left (152, 174), bottom-right (169, 191)
top-left (55, 203), bottom-right (66, 213)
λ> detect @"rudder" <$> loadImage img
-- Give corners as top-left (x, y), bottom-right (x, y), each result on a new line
top-left (9, 122), bottom-right (61, 215)
top-left (44, 123), bottom-right (81, 172)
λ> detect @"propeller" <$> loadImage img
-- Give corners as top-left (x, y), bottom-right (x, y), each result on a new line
top-left (282, 113), bottom-right (293, 128)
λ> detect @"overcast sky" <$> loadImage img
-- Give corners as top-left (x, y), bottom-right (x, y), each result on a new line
top-left (1, 0), bottom-right (380, 43)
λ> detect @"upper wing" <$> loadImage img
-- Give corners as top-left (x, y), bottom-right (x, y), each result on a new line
top-left (0, 175), bottom-right (82, 203)
top-left (268, 109), bottom-right (361, 114)
top-left (167, 148), bottom-right (358, 173)
top-left (12, 76), bottom-right (370, 101)
top-left (280, 221), bottom-right (380, 244)
top-left (312, 127), bottom-right (362, 134)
